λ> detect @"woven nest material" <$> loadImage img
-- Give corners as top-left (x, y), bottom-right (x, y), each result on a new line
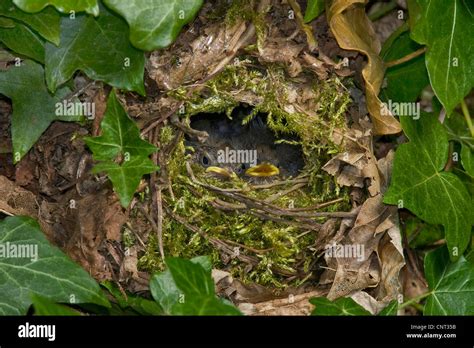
top-left (133, 0), bottom-right (403, 308)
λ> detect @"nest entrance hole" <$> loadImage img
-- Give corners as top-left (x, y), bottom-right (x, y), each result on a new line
top-left (186, 105), bottom-right (305, 179)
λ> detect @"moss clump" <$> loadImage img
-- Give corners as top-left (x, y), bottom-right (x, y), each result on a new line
top-left (140, 58), bottom-right (352, 287)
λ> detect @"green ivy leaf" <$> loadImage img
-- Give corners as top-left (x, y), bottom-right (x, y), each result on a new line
top-left (93, 158), bottom-right (158, 207)
top-left (101, 281), bottom-right (162, 315)
top-left (384, 114), bottom-right (473, 261)
top-left (378, 301), bottom-right (398, 316)
top-left (0, 216), bottom-right (110, 315)
top-left (171, 295), bottom-right (241, 316)
top-left (381, 28), bottom-right (429, 103)
top-left (409, 0), bottom-right (474, 114)
top-left (13, 0), bottom-right (99, 16)
top-left (0, 21), bottom-right (45, 63)
top-left (0, 0), bottom-right (60, 45)
top-left (150, 256), bottom-right (241, 315)
top-left (424, 247), bottom-right (474, 315)
top-left (150, 256), bottom-right (211, 314)
top-left (0, 17), bottom-right (15, 28)
top-left (165, 257), bottom-right (214, 297)
top-left (84, 90), bottom-right (158, 207)
top-left (310, 297), bottom-right (371, 315)
top-left (103, 0), bottom-right (203, 51)
top-left (31, 294), bottom-right (82, 316)
top-left (45, 5), bottom-right (145, 95)
top-left (84, 90), bottom-right (156, 161)
top-left (0, 60), bottom-right (81, 162)
top-left (304, 0), bottom-right (325, 23)
top-left (405, 217), bottom-right (444, 249)
top-left (461, 143), bottom-right (474, 178)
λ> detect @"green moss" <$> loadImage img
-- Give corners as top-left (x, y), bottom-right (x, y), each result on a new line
top-left (140, 59), bottom-right (352, 287)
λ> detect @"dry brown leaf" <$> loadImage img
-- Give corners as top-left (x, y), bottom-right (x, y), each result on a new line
top-left (239, 290), bottom-right (325, 315)
top-left (323, 119), bottom-right (381, 196)
top-left (0, 175), bottom-right (37, 217)
top-left (323, 194), bottom-right (404, 303)
top-left (327, 0), bottom-right (401, 135)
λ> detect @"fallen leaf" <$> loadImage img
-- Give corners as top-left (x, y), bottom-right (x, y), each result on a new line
top-left (327, 0), bottom-right (401, 134)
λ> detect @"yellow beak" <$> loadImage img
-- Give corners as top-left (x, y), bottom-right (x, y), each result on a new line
top-left (205, 166), bottom-right (234, 179)
top-left (245, 163), bottom-right (280, 177)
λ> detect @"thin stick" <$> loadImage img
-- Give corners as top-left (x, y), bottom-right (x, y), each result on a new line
top-left (137, 203), bottom-right (164, 260)
top-left (385, 47), bottom-right (427, 68)
top-left (461, 99), bottom-right (474, 137)
top-left (264, 182), bottom-right (307, 203)
top-left (156, 187), bottom-right (165, 260)
top-left (368, 0), bottom-right (398, 21)
top-left (287, 0), bottom-right (317, 50)
top-left (289, 197), bottom-right (345, 211)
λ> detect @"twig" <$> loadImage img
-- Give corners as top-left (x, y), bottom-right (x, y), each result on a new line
top-left (137, 203), bottom-right (164, 260)
top-left (289, 197), bottom-right (345, 211)
top-left (287, 0), bottom-right (317, 51)
top-left (251, 177), bottom-right (309, 189)
top-left (368, 0), bottom-right (398, 21)
top-left (163, 204), bottom-right (260, 267)
top-left (461, 99), bottom-right (474, 137)
top-left (264, 182), bottom-right (307, 203)
top-left (385, 47), bottom-right (426, 68)
top-left (169, 114), bottom-right (209, 142)
top-left (156, 187), bottom-right (165, 260)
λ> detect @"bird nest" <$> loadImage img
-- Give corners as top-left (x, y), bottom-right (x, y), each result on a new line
top-left (138, 0), bottom-right (362, 288)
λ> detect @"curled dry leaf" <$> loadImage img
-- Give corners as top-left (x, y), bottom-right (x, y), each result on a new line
top-left (322, 143), bottom-right (403, 310)
top-left (323, 118), bottom-right (381, 196)
top-left (327, 0), bottom-right (401, 135)
top-left (323, 194), bottom-right (404, 307)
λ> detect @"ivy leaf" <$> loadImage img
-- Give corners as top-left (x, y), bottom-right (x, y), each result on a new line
top-left (13, 0), bottom-right (99, 16)
top-left (384, 114), bottom-right (473, 261)
top-left (104, 0), bottom-right (203, 51)
top-left (150, 256), bottom-right (212, 314)
top-left (93, 158), bottom-right (158, 207)
top-left (409, 0), bottom-right (474, 114)
top-left (150, 257), bottom-right (241, 315)
top-left (0, 216), bottom-right (110, 315)
top-left (165, 257), bottom-right (214, 297)
top-left (381, 28), bottom-right (429, 103)
top-left (0, 0), bottom-right (60, 45)
top-left (84, 90), bottom-right (156, 161)
top-left (171, 295), bottom-right (241, 316)
top-left (310, 297), bottom-right (371, 315)
top-left (424, 247), bottom-right (474, 315)
top-left (84, 90), bottom-right (158, 207)
top-left (0, 60), bottom-right (81, 162)
top-left (0, 17), bottom-right (15, 28)
top-left (405, 217), bottom-right (444, 249)
top-left (45, 5), bottom-right (145, 95)
top-left (103, 0), bottom-right (203, 51)
top-left (101, 281), bottom-right (162, 315)
top-left (304, 0), bottom-right (325, 23)
top-left (0, 21), bottom-right (45, 63)
top-left (378, 301), bottom-right (398, 316)
top-left (31, 294), bottom-right (82, 316)
top-left (461, 143), bottom-right (474, 178)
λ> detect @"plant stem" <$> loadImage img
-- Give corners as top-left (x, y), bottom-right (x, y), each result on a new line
top-left (399, 292), bottom-right (431, 310)
top-left (460, 99), bottom-right (474, 137)
top-left (385, 47), bottom-right (427, 68)
top-left (288, 0), bottom-right (317, 50)
top-left (369, 0), bottom-right (398, 21)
